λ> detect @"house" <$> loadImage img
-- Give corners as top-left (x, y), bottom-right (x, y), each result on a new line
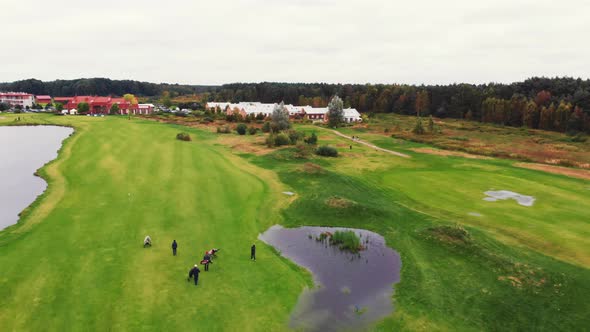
top-left (306, 107), bottom-right (329, 122)
top-left (343, 108), bottom-right (362, 122)
top-left (0, 92), bottom-right (35, 109)
top-left (35, 95), bottom-right (52, 106)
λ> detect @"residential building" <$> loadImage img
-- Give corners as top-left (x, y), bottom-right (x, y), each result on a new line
top-left (0, 92), bottom-right (35, 109)
top-left (35, 95), bottom-right (52, 106)
top-left (58, 96), bottom-right (148, 114)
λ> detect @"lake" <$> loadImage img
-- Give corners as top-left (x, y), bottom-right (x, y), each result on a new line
top-left (260, 225), bottom-right (401, 332)
top-left (0, 125), bottom-right (73, 230)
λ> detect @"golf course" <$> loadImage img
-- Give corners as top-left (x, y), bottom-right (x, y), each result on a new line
top-left (1, 113), bottom-right (589, 331)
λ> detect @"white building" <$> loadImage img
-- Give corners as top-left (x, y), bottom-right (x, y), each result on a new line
top-left (205, 101), bottom-right (362, 123)
top-left (0, 92), bottom-right (35, 109)
top-left (343, 108), bottom-right (362, 122)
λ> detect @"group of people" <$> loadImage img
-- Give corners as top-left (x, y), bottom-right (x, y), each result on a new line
top-left (143, 236), bottom-right (257, 287)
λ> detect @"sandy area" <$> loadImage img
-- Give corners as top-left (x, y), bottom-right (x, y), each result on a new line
top-left (411, 147), bottom-right (490, 160)
top-left (515, 162), bottom-right (590, 181)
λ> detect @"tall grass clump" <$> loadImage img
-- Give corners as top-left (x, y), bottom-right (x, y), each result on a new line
top-left (331, 230), bottom-right (361, 252)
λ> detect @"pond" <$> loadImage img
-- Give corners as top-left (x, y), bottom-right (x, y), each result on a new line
top-left (0, 126), bottom-right (73, 230)
top-left (259, 225), bottom-right (401, 332)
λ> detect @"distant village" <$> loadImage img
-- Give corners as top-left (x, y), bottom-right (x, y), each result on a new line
top-left (0, 92), bottom-right (362, 123)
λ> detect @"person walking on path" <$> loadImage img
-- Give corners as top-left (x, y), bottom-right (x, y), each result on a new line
top-left (188, 264), bottom-right (200, 285)
top-left (202, 254), bottom-right (212, 271)
top-left (251, 244), bottom-right (256, 261)
top-left (172, 240), bottom-right (178, 256)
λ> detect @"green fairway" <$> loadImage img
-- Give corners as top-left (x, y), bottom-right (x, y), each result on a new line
top-left (0, 114), bottom-right (309, 331)
top-left (1, 114), bottom-right (589, 331)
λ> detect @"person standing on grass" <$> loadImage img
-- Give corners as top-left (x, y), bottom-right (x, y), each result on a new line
top-left (143, 235), bottom-right (152, 248)
top-left (172, 240), bottom-right (178, 256)
top-left (202, 254), bottom-right (212, 271)
top-left (251, 244), bottom-right (256, 261)
top-left (188, 264), bottom-right (200, 285)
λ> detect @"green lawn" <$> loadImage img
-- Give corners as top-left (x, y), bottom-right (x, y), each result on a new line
top-left (0, 114), bottom-right (589, 331)
top-left (0, 114), bottom-right (309, 331)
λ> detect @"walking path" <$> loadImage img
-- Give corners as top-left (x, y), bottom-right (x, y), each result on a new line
top-left (330, 130), bottom-right (411, 158)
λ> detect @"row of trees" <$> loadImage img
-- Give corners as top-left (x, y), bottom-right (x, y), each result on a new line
top-left (208, 77), bottom-right (590, 133)
top-left (0, 78), bottom-right (214, 97)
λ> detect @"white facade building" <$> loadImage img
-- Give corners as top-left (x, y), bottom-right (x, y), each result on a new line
top-left (0, 92), bottom-right (35, 109)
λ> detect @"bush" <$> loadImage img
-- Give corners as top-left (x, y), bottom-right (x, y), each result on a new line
top-left (266, 132), bottom-right (291, 147)
top-left (316, 145), bottom-right (338, 157)
top-left (203, 117), bottom-right (213, 123)
top-left (261, 122), bottom-right (271, 133)
top-left (236, 123), bottom-right (247, 135)
top-left (412, 117), bottom-right (425, 135)
top-left (176, 132), bottom-right (191, 141)
top-left (216, 125), bottom-right (231, 134)
top-left (287, 130), bottom-right (305, 144)
top-left (248, 126), bottom-right (258, 135)
top-left (304, 132), bottom-right (318, 145)
top-left (274, 133), bottom-right (291, 146)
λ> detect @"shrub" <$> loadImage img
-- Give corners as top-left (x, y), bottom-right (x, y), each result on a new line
top-left (287, 130), bottom-right (305, 144)
top-left (331, 231), bottom-right (361, 252)
top-left (236, 123), bottom-right (247, 135)
top-left (248, 126), bottom-right (258, 135)
top-left (203, 117), bottom-right (213, 123)
top-left (274, 133), bottom-right (291, 146)
top-left (304, 132), bottom-right (318, 145)
top-left (176, 132), bottom-right (191, 141)
top-left (261, 121), bottom-right (271, 133)
top-left (216, 125), bottom-right (231, 134)
top-left (316, 145), bottom-right (338, 157)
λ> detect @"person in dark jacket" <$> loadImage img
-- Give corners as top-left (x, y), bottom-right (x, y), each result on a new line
top-left (251, 244), bottom-right (256, 261)
top-left (172, 240), bottom-right (178, 256)
top-left (188, 264), bottom-right (200, 285)
top-left (202, 254), bottom-right (212, 271)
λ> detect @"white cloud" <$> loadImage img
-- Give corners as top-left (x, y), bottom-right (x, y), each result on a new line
top-left (1, 0), bottom-right (589, 85)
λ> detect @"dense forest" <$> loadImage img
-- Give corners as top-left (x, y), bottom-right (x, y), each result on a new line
top-left (2, 77), bottom-right (590, 133)
top-left (209, 77), bottom-right (590, 134)
top-left (0, 78), bottom-right (216, 97)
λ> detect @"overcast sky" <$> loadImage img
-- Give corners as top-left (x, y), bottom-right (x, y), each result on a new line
top-left (1, 0), bottom-right (589, 85)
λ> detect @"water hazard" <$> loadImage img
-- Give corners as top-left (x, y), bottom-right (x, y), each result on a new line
top-left (259, 225), bottom-right (401, 332)
top-left (0, 125), bottom-right (73, 230)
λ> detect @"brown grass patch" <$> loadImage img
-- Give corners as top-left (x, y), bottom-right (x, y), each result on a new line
top-left (325, 196), bottom-right (356, 208)
top-left (217, 135), bottom-right (273, 155)
top-left (411, 147), bottom-right (491, 160)
top-left (515, 162), bottom-right (590, 180)
top-left (302, 163), bottom-right (324, 174)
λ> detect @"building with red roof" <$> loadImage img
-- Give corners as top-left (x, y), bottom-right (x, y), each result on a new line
top-left (57, 96), bottom-right (151, 115)
top-left (35, 95), bottom-right (52, 106)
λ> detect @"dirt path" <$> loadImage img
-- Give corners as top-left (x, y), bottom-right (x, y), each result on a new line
top-left (331, 130), bottom-right (410, 158)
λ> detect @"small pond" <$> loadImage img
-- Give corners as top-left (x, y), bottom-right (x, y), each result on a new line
top-left (0, 126), bottom-right (73, 230)
top-left (259, 225), bottom-right (401, 332)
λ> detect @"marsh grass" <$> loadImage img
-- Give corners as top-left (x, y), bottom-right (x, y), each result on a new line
top-left (331, 230), bottom-right (361, 252)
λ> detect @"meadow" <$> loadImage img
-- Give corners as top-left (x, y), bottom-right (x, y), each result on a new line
top-left (0, 113), bottom-right (589, 331)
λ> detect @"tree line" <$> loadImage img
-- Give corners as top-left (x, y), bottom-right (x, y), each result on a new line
top-left (208, 77), bottom-right (590, 134)
top-left (0, 78), bottom-right (216, 97)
